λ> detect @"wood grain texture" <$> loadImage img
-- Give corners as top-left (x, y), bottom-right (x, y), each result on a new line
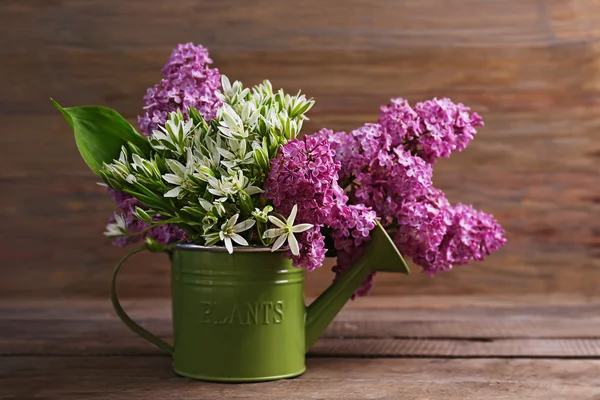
top-left (1, 357), bottom-right (599, 399)
top-left (1, 0), bottom-right (599, 297)
top-left (2, 298), bottom-right (600, 357)
top-left (2, 299), bottom-right (600, 398)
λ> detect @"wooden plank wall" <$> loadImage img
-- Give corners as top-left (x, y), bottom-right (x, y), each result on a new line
top-left (1, 0), bottom-right (599, 299)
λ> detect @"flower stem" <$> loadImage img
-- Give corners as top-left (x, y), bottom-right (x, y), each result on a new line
top-left (255, 222), bottom-right (271, 247)
top-left (340, 175), bottom-right (356, 189)
top-left (123, 218), bottom-right (184, 237)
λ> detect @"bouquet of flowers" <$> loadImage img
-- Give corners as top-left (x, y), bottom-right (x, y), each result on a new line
top-left (55, 43), bottom-right (506, 297)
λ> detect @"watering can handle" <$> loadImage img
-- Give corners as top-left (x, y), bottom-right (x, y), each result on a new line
top-left (110, 246), bottom-right (174, 355)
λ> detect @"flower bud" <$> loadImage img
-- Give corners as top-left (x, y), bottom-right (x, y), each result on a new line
top-left (237, 190), bottom-right (255, 217)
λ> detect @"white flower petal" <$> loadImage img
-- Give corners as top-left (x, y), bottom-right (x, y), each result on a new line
top-left (288, 205), bottom-right (298, 225)
top-left (164, 187), bottom-right (182, 198)
top-left (163, 174), bottom-right (182, 185)
top-left (227, 214), bottom-right (239, 229)
top-left (221, 75), bottom-right (232, 93)
top-left (218, 126), bottom-right (235, 138)
top-left (221, 104), bottom-right (243, 131)
top-left (114, 214), bottom-right (126, 228)
top-left (230, 233), bottom-right (248, 246)
top-left (271, 234), bottom-right (287, 252)
top-left (224, 237), bottom-right (234, 254)
top-left (221, 160), bottom-right (237, 169)
top-left (233, 219), bottom-right (256, 233)
top-left (131, 153), bottom-right (145, 169)
top-left (245, 186), bottom-right (264, 195)
top-left (198, 199), bottom-right (213, 212)
top-left (206, 176), bottom-right (220, 189)
top-left (263, 228), bottom-right (286, 239)
top-left (268, 215), bottom-right (287, 229)
top-left (288, 233), bottom-right (299, 256)
top-left (104, 223), bottom-right (122, 237)
top-left (291, 223), bottom-right (313, 233)
top-left (214, 202), bottom-right (226, 216)
top-left (215, 91), bottom-right (226, 101)
top-left (217, 147), bottom-right (235, 160)
top-left (166, 159), bottom-right (186, 177)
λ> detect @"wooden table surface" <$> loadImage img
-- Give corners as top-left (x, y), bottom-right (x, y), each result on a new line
top-left (2, 295), bottom-right (600, 399)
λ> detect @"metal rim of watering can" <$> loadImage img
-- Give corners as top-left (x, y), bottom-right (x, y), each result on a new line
top-left (174, 244), bottom-right (288, 253)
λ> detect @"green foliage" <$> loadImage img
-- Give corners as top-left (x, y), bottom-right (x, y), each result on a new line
top-left (51, 99), bottom-right (150, 175)
top-left (98, 75), bottom-right (315, 251)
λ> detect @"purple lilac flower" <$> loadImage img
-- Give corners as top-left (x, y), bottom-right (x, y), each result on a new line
top-left (311, 125), bottom-right (434, 295)
top-left (312, 98), bottom-right (502, 291)
top-left (393, 191), bottom-right (506, 275)
top-left (329, 203), bottom-right (377, 253)
top-left (265, 135), bottom-right (345, 270)
top-left (347, 123), bottom-right (392, 174)
top-left (317, 124), bottom-right (433, 226)
top-left (265, 135), bottom-right (344, 225)
top-left (315, 128), bottom-right (358, 182)
top-left (316, 124), bottom-right (393, 183)
top-left (392, 188), bottom-right (453, 273)
top-left (378, 97), bottom-right (484, 164)
top-left (137, 43), bottom-right (222, 136)
top-left (352, 146), bottom-right (433, 226)
top-left (107, 189), bottom-right (188, 247)
top-left (378, 97), bottom-right (420, 147)
top-left (411, 98), bottom-right (484, 163)
top-left (289, 227), bottom-right (328, 272)
top-left (266, 132), bottom-right (381, 294)
top-left (328, 204), bottom-right (378, 298)
top-left (442, 203), bottom-right (506, 266)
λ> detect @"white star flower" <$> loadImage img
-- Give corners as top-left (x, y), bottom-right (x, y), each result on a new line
top-left (163, 151), bottom-right (200, 198)
top-left (204, 214), bottom-right (256, 254)
top-left (263, 205), bottom-right (313, 255)
top-left (104, 214), bottom-right (129, 237)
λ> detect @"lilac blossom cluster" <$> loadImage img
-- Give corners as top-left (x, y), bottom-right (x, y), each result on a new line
top-left (264, 134), bottom-right (378, 275)
top-left (321, 97), bottom-right (505, 284)
top-left (379, 97), bottom-right (484, 163)
top-left (329, 204), bottom-right (378, 297)
top-left (137, 43), bottom-right (222, 136)
top-left (324, 124), bottom-right (433, 226)
top-left (393, 197), bottom-right (506, 274)
top-left (107, 189), bottom-right (188, 248)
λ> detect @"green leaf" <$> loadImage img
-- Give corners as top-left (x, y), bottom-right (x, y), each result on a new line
top-left (188, 106), bottom-right (209, 131)
top-left (253, 148), bottom-right (268, 169)
top-left (181, 205), bottom-right (206, 218)
top-left (51, 99), bottom-right (150, 176)
top-left (290, 99), bottom-right (314, 118)
top-left (145, 237), bottom-right (166, 253)
top-left (133, 207), bottom-right (153, 223)
top-left (237, 190), bottom-right (255, 217)
top-left (125, 184), bottom-right (177, 213)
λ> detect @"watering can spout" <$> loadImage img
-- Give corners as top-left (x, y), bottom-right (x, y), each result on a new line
top-left (304, 221), bottom-right (409, 350)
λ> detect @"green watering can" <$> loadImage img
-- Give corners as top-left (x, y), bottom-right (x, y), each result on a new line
top-left (111, 222), bottom-right (409, 382)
